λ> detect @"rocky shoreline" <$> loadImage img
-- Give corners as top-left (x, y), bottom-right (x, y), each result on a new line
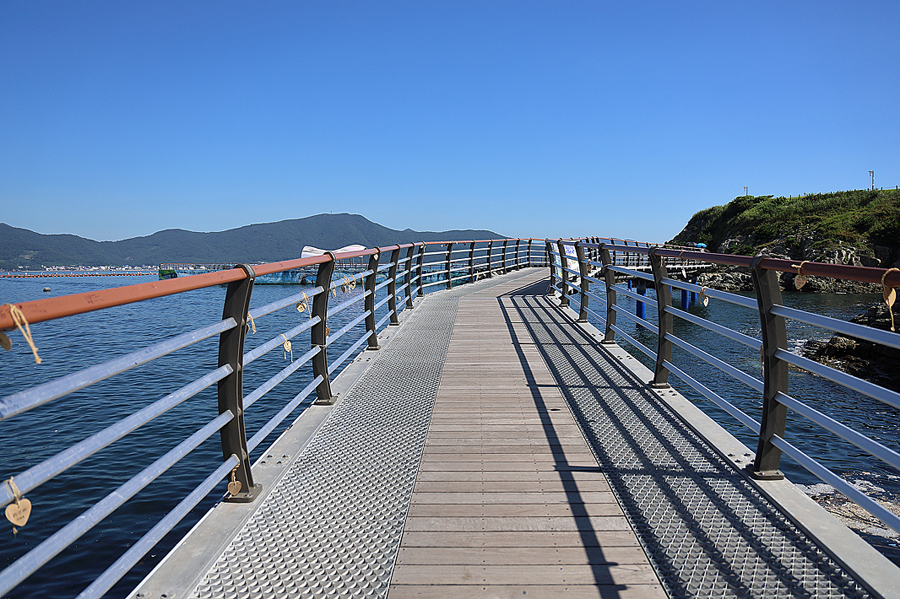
top-left (692, 266), bottom-right (884, 295)
top-left (801, 302), bottom-right (900, 392)
top-left (796, 479), bottom-right (900, 563)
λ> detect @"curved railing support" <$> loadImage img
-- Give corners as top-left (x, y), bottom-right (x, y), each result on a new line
top-left (217, 264), bottom-right (262, 503)
top-left (445, 243), bottom-right (453, 290)
top-left (649, 246), bottom-right (672, 388)
top-left (556, 240), bottom-right (570, 308)
top-left (405, 245), bottom-right (416, 309)
top-left (388, 246), bottom-right (401, 326)
top-left (487, 241), bottom-right (494, 277)
top-left (599, 244), bottom-right (617, 344)
top-left (312, 253), bottom-right (337, 404)
top-left (575, 241), bottom-right (589, 323)
top-left (545, 240), bottom-right (556, 296)
top-left (750, 255), bottom-right (788, 480)
top-left (364, 250), bottom-right (381, 350)
top-left (502, 239), bottom-right (509, 273)
top-left (468, 241), bottom-right (476, 282)
top-left (415, 242), bottom-right (425, 297)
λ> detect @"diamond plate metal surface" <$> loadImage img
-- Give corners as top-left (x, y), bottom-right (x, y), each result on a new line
top-left (190, 270), bottom-right (539, 599)
top-left (510, 294), bottom-right (868, 599)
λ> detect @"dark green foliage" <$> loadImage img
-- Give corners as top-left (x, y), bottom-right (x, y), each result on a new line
top-left (670, 189), bottom-right (900, 253)
top-left (0, 215), bottom-right (505, 268)
top-left (726, 244), bottom-right (756, 256)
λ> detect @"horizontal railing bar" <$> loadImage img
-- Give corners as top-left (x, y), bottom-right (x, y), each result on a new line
top-left (243, 347), bottom-right (320, 410)
top-left (610, 304), bottom-right (659, 335)
top-left (327, 290), bottom-right (366, 318)
top-left (0, 411), bottom-right (235, 596)
top-left (583, 305), bottom-right (606, 328)
top-left (771, 305), bottom-right (900, 351)
top-left (774, 392), bottom-right (900, 471)
top-left (584, 289), bottom-right (607, 307)
top-left (326, 312), bottom-right (369, 347)
top-left (664, 360), bottom-right (760, 431)
top-left (665, 305), bottom-right (762, 350)
top-left (774, 349), bottom-right (900, 409)
top-left (667, 333), bottom-right (764, 393)
top-left (75, 454), bottom-right (241, 599)
top-left (611, 284), bottom-right (659, 309)
top-left (374, 294), bottom-right (391, 311)
top-left (247, 377), bottom-right (323, 453)
top-left (609, 324), bottom-right (656, 360)
top-left (0, 364), bottom-right (233, 508)
top-left (660, 277), bottom-right (758, 310)
top-left (606, 265), bottom-right (655, 281)
top-left (0, 270), bottom-right (247, 330)
top-left (770, 435), bottom-right (900, 533)
top-left (0, 318), bottom-right (237, 423)
top-left (243, 317), bottom-right (320, 366)
top-left (374, 279), bottom-right (391, 293)
top-left (420, 279), bottom-right (446, 289)
top-left (248, 287), bottom-right (324, 321)
top-left (376, 311), bottom-right (393, 330)
top-left (328, 330), bottom-right (374, 375)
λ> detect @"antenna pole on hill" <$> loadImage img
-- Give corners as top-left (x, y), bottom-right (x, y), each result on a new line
top-left (744, 186), bottom-right (748, 197)
top-left (869, 170), bottom-right (875, 190)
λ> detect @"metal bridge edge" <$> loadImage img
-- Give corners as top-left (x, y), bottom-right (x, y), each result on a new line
top-left (553, 301), bottom-right (900, 599)
top-left (126, 298), bottom-right (419, 599)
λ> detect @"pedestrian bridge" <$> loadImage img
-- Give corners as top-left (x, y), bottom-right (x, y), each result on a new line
top-left (1, 239), bottom-right (899, 598)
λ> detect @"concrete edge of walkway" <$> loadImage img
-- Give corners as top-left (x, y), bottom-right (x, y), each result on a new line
top-left (551, 299), bottom-right (900, 599)
top-left (128, 293), bottom-right (428, 599)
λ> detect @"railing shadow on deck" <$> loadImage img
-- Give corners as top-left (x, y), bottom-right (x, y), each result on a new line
top-left (497, 278), bottom-right (867, 597)
top-left (495, 278), bottom-right (630, 597)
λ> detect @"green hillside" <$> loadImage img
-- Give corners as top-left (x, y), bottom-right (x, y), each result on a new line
top-left (0, 214), bottom-right (505, 270)
top-left (670, 189), bottom-right (900, 264)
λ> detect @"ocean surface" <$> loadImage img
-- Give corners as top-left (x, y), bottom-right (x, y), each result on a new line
top-left (0, 273), bottom-right (898, 597)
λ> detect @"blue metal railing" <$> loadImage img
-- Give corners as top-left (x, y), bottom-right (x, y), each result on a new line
top-left (549, 238), bottom-right (900, 538)
top-left (0, 239), bottom-right (541, 598)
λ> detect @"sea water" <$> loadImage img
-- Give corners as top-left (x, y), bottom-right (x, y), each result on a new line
top-left (0, 274), bottom-right (898, 597)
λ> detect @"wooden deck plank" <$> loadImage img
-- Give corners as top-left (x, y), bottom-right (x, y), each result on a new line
top-left (387, 274), bottom-right (659, 598)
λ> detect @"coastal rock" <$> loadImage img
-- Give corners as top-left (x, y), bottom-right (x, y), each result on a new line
top-left (695, 270), bottom-right (754, 292)
top-left (802, 303), bottom-right (900, 392)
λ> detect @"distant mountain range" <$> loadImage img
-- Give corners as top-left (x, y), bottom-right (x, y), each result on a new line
top-left (0, 214), bottom-right (505, 270)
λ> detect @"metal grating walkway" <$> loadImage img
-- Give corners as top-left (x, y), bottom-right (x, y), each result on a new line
top-left (178, 268), bottom-right (872, 598)
top-left (505, 286), bottom-right (867, 598)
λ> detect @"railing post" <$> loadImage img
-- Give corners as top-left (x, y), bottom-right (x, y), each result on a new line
top-left (312, 253), bottom-right (337, 404)
top-left (575, 241), bottom-right (589, 323)
top-left (649, 247), bottom-right (672, 388)
top-left (405, 245), bottom-right (416, 308)
top-left (546, 240), bottom-right (557, 296)
top-left (445, 243), bottom-right (453, 289)
top-left (217, 264), bottom-right (262, 503)
top-left (501, 239), bottom-right (509, 273)
top-left (527, 239), bottom-right (533, 266)
top-left (468, 241), bottom-right (476, 282)
top-left (556, 240), bottom-right (570, 308)
top-left (416, 243), bottom-right (425, 297)
top-left (750, 256), bottom-right (788, 480)
top-left (387, 246), bottom-right (401, 325)
top-left (599, 244), bottom-right (617, 344)
top-left (487, 241), bottom-right (494, 278)
top-left (364, 251), bottom-right (381, 350)
top-left (514, 239), bottom-right (522, 270)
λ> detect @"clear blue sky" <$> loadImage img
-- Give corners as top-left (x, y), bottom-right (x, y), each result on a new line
top-left (2, 1), bottom-right (898, 243)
